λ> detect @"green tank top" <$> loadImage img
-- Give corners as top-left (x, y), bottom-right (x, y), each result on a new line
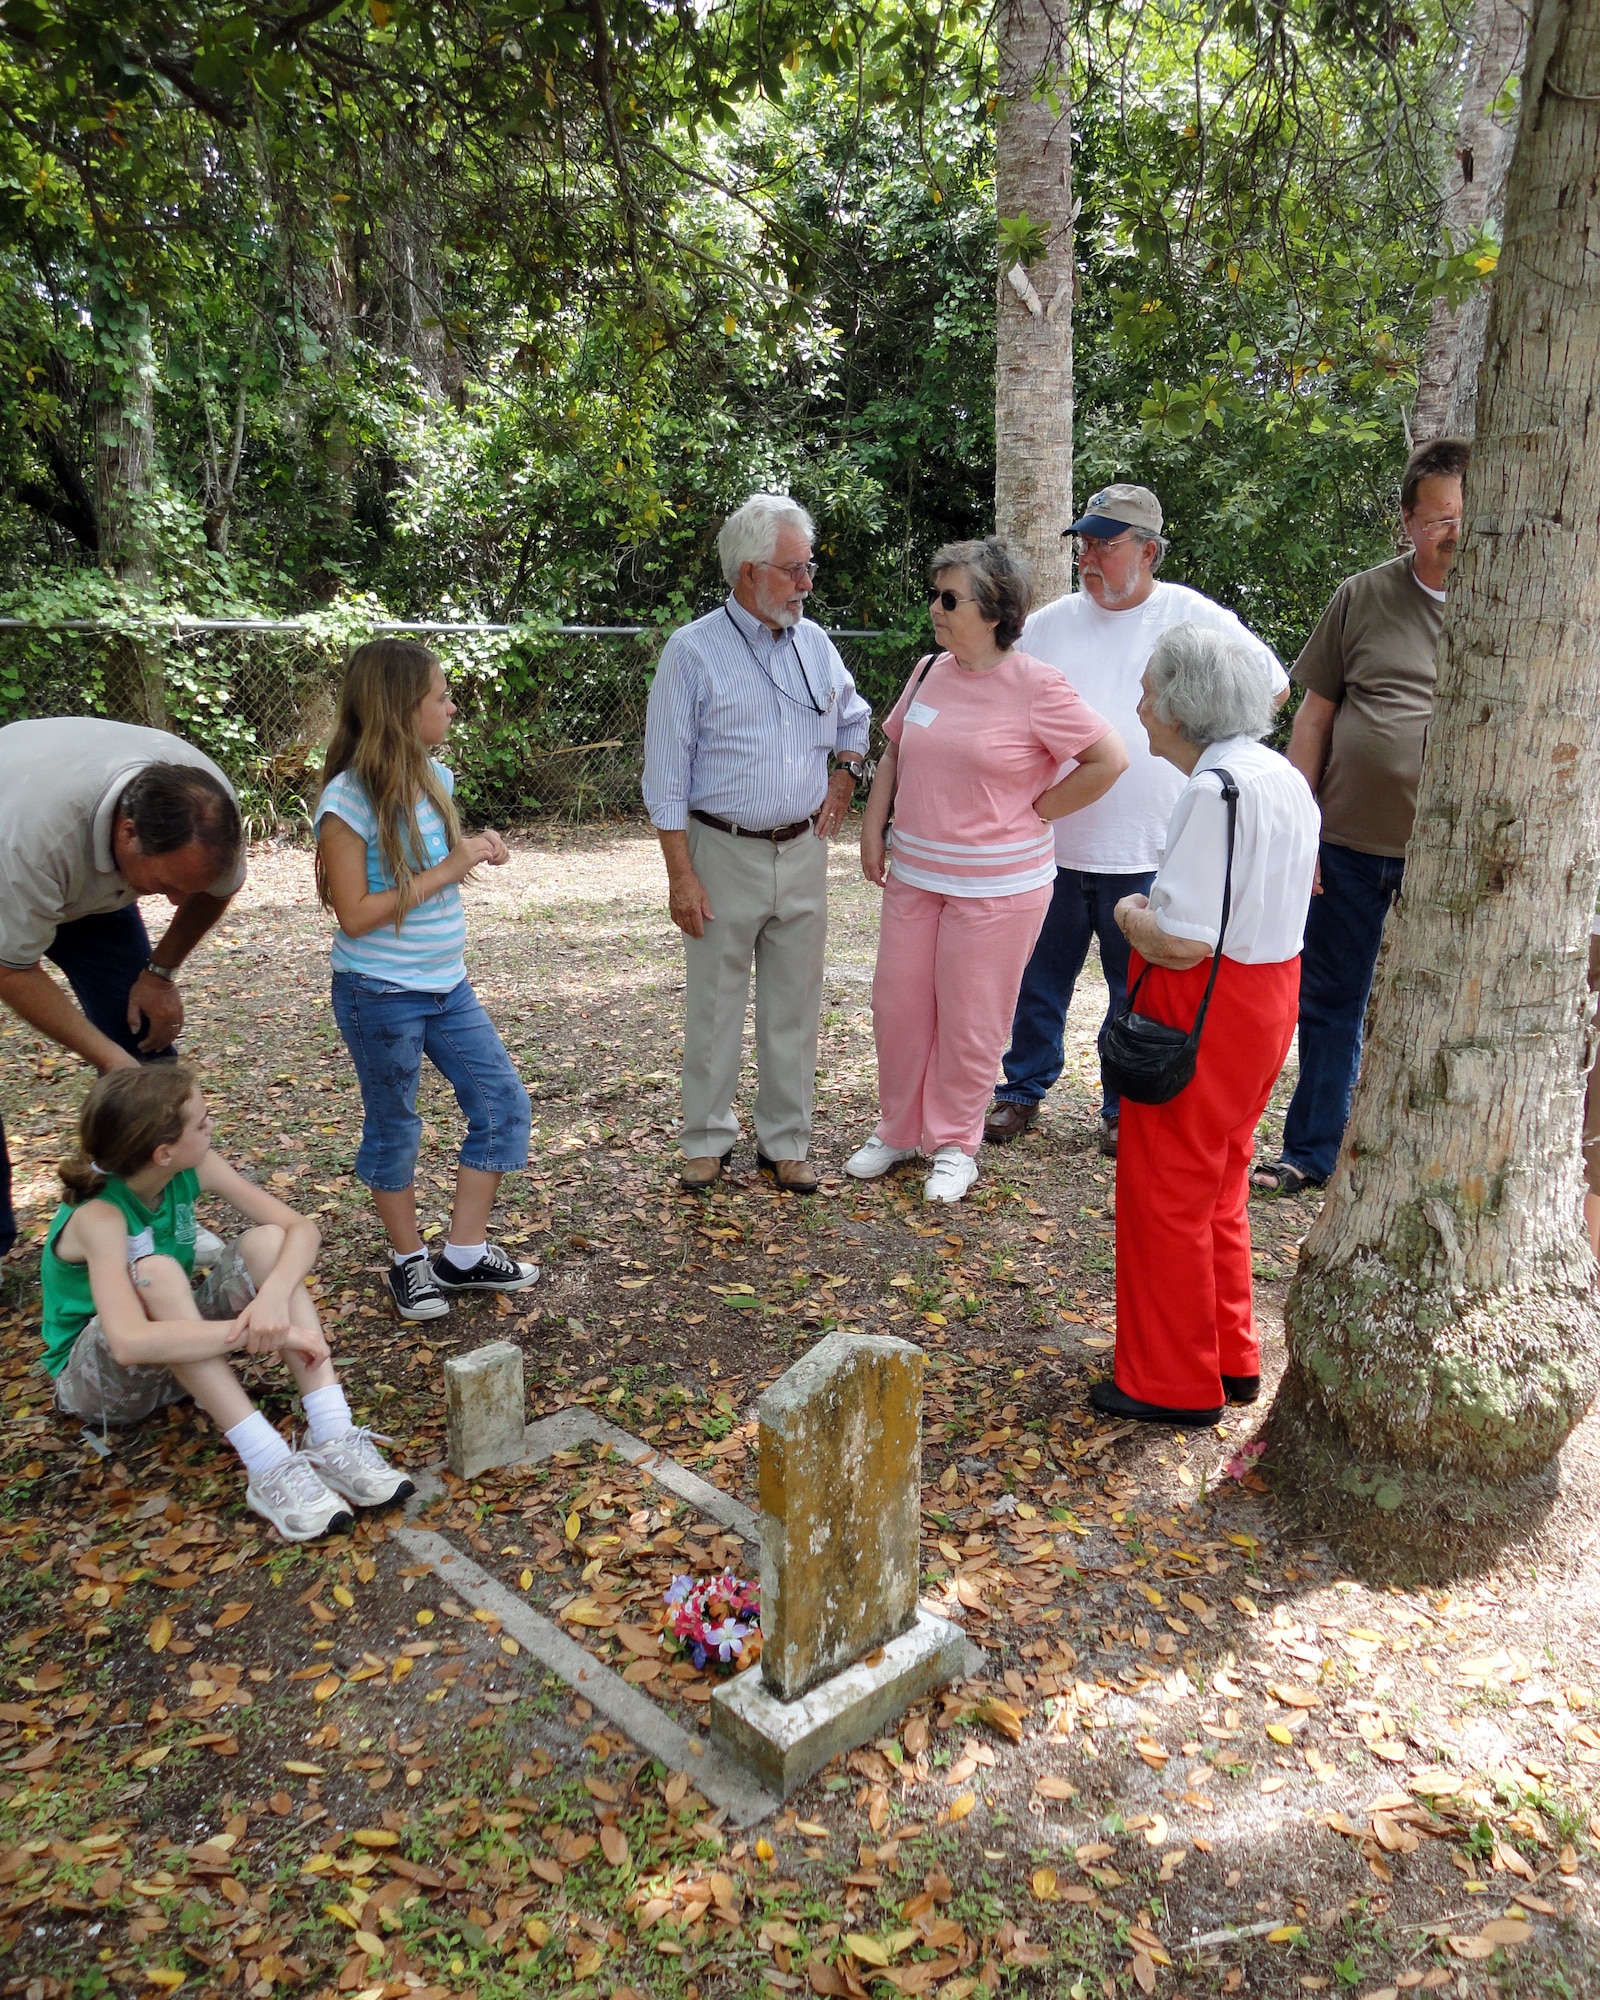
top-left (40, 1168), bottom-right (201, 1378)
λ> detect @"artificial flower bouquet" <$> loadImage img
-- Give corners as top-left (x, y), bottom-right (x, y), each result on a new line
top-left (663, 1570), bottom-right (761, 1673)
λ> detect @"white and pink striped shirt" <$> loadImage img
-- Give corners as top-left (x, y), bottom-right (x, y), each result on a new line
top-left (883, 650), bottom-right (1111, 898)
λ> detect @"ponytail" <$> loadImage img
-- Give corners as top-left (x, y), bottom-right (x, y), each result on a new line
top-left (59, 1066), bottom-right (197, 1205)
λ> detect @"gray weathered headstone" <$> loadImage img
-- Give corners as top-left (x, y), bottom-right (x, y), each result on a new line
top-left (758, 1329), bottom-right (923, 1700)
top-left (444, 1341), bottom-right (526, 1479)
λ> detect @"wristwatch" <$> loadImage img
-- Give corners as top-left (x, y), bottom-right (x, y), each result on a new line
top-left (832, 756), bottom-right (865, 780)
top-left (142, 960), bottom-right (177, 982)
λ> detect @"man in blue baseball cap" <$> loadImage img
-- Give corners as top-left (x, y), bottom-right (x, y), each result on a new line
top-left (983, 482), bottom-right (1288, 1157)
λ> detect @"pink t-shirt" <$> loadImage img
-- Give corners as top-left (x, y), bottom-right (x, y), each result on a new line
top-left (883, 649), bottom-right (1110, 896)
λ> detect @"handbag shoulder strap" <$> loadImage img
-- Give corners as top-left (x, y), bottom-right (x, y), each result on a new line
top-left (1181, 765), bottom-right (1241, 1045)
top-left (903, 650), bottom-right (938, 709)
top-left (1123, 764), bottom-right (1240, 1028)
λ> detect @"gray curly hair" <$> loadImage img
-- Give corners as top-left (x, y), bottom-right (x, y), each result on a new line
top-left (1144, 621), bottom-right (1272, 747)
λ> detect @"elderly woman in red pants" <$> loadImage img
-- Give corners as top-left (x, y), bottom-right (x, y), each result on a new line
top-left (1090, 622), bottom-right (1320, 1426)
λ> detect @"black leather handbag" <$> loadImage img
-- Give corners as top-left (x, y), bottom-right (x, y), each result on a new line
top-left (1097, 767), bottom-right (1239, 1106)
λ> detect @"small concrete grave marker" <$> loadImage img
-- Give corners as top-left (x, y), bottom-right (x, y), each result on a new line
top-left (711, 1330), bottom-right (977, 1795)
top-left (444, 1341), bottom-right (526, 1479)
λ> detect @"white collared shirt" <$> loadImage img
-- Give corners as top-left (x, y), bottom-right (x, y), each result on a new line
top-left (1148, 737), bottom-right (1320, 964)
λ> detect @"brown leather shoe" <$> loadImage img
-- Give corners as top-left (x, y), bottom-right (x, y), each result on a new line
top-left (757, 1153), bottom-right (819, 1195)
top-left (680, 1153), bottom-right (730, 1192)
top-left (983, 1101), bottom-right (1037, 1145)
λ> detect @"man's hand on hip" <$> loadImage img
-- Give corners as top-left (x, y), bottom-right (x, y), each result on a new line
top-left (813, 768), bottom-right (856, 840)
top-left (129, 969), bottom-right (183, 1052)
top-left (668, 872), bottom-right (715, 938)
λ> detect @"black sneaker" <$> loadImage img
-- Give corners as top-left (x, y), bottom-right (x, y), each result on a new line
top-left (431, 1243), bottom-right (541, 1295)
top-left (387, 1255), bottom-right (449, 1322)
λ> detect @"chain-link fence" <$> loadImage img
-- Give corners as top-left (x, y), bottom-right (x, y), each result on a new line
top-left (0, 618), bottom-right (919, 831)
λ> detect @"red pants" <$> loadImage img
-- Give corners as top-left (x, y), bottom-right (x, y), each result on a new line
top-left (1114, 951), bottom-right (1300, 1411)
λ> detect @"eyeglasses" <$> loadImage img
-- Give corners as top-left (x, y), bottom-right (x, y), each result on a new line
top-left (759, 559), bottom-right (819, 583)
top-left (1410, 517), bottom-right (1462, 538)
top-left (1070, 530), bottom-right (1141, 554)
top-left (927, 587), bottom-right (978, 611)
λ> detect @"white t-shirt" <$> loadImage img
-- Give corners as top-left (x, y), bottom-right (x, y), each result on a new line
top-left (1020, 582), bottom-right (1288, 873)
top-left (1148, 737), bottom-right (1320, 965)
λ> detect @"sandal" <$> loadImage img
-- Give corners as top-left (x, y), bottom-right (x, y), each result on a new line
top-left (1249, 1160), bottom-right (1323, 1196)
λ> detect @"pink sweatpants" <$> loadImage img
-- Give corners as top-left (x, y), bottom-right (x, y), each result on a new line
top-left (872, 875), bottom-right (1053, 1155)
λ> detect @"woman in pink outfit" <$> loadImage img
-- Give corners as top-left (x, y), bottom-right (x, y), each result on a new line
top-left (849, 539), bottom-right (1128, 1203)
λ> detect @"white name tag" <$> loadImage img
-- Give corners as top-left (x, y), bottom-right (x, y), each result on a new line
top-left (906, 701), bottom-right (939, 728)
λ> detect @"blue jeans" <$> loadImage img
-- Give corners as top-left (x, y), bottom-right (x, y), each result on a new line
top-left (995, 865), bottom-right (1156, 1119)
top-left (2, 905), bottom-right (160, 1255)
top-left (1279, 840), bottom-right (1405, 1181)
top-left (330, 972), bottom-right (531, 1191)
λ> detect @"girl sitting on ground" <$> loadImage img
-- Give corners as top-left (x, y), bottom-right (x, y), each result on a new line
top-left (315, 640), bottom-right (536, 1323)
top-left (43, 1065), bottom-right (411, 1541)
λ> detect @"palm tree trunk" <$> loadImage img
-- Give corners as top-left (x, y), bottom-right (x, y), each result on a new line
top-left (994, 0), bottom-right (1074, 603)
top-left (1412, 0), bottom-right (1526, 442)
top-left (1268, 0), bottom-right (1600, 1537)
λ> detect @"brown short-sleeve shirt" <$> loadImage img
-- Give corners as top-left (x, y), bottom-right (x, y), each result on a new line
top-left (1291, 555), bottom-right (1443, 857)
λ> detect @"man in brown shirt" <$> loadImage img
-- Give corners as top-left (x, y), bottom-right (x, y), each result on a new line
top-left (1253, 435), bottom-right (1470, 1191)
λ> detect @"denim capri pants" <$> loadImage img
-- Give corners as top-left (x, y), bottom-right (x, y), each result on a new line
top-left (331, 973), bottom-right (531, 1191)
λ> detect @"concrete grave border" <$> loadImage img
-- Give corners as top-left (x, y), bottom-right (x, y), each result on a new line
top-left (393, 1407), bottom-right (780, 1825)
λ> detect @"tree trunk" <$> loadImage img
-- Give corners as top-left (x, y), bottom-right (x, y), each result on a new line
top-left (1412, 0), bottom-right (1527, 442)
top-left (1270, 0), bottom-right (1600, 1520)
top-left (994, 0), bottom-right (1074, 604)
top-left (91, 283), bottom-right (166, 728)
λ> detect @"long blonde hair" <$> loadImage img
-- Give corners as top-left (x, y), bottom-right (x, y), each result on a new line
top-left (316, 640), bottom-right (461, 929)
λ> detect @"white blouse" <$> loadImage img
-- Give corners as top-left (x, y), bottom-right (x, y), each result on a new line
top-left (1148, 736), bottom-right (1321, 965)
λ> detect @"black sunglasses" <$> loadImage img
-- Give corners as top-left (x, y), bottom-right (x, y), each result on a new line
top-left (927, 587), bottom-right (978, 612)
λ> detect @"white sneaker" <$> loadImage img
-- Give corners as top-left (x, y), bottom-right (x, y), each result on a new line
top-left (924, 1146), bottom-right (979, 1203)
top-left (302, 1427), bottom-right (416, 1510)
top-left (845, 1136), bottom-right (918, 1180)
top-left (246, 1451), bottom-right (355, 1542)
top-left (193, 1227), bottom-right (225, 1268)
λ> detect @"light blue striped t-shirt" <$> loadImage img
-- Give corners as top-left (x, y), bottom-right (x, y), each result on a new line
top-left (315, 761), bottom-right (467, 991)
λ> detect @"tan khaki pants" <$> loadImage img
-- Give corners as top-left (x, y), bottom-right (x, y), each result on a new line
top-left (680, 819), bottom-right (829, 1160)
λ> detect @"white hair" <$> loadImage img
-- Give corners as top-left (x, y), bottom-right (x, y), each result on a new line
top-left (717, 493), bottom-right (815, 585)
top-left (1145, 621), bottom-right (1273, 746)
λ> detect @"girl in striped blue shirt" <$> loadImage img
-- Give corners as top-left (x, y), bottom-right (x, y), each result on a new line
top-left (316, 641), bottom-right (537, 1322)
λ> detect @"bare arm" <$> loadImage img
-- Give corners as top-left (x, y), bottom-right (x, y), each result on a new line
top-left (126, 888), bottom-right (239, 1052)
top-left (1286, 688), bottom-right (1338, 794)
top-left (1034, 729), bottom-right (1130, 822)
top-left (1114, 895), bottom-right (1212, 970)
top-left (656, 828), bottom-right (715, 939)
top-left (0, 964), bottom-right (139, 1071)
top-left (859, 743), bottom-right (898, 887)
top-left (198, 1153), bottom-right (324, 1359)
top-left (57, 1202), bottom-right (246, 1367)
top-left (319, 813), bottom-right (507, 940)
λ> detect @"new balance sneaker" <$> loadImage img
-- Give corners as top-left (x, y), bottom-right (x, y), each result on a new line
top-left (302, 1427), bottom-right (415, 1510)
top-left (431, 1243), bottom-right (541, 1295)
top-left (924, 1145), bottom-right (979, 1204)
top-left (193, 1226), bottom-right (226, 1268)
top-left (246, 1451), bottom-right (355, 1542)
top-left (845, 1136), bottom-right (918, 1180)
top-left (387, 1255), bottom-right (449, 1322)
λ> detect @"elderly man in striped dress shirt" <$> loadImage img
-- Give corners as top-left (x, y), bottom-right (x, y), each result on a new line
top-left (643, 494), bottom-right (872, 1193)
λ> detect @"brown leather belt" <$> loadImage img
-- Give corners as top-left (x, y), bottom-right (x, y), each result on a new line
top-left (690, 809), bottom-right (813, 844)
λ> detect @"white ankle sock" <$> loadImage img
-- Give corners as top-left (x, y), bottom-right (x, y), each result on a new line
top-left (226, 1411), bottom-right (292, 1478)
top-left (301, 1385), bottom-right (353, 1446)
top-left (440, 1240), bottom-right (486, 1270)
top-left (392, 1247), bottom-right (427, 1266)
